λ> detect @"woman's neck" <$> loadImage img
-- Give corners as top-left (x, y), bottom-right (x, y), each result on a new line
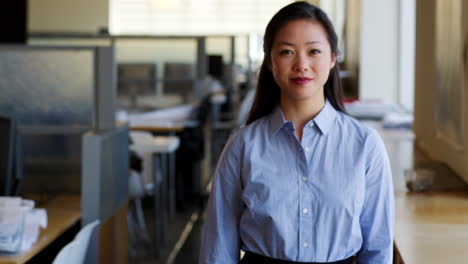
top-left (280, 95), bottom-right (326, 141)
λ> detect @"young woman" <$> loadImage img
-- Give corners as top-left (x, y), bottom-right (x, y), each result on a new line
top-left (199, 2), bottom-right (394, 264)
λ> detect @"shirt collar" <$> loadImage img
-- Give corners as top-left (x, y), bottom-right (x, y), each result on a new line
top-left (268, 99), bottom-right (338, 136)
top-left (313, 99), bottom-right (338, 136)
top-left (269, 106), bottom-right (289, 135)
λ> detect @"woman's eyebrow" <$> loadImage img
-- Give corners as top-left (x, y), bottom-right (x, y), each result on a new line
top-left (276, 41), bottom-right (323, 46)
top-left (277, 41), bottom-right (295, 46)
top-left (305, 41), bottom-right (323, 45)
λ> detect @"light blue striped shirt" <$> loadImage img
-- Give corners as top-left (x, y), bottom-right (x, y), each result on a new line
top-left (200, 100), bottom-right (394, 264)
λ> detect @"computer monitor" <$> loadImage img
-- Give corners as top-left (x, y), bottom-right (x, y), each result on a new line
top-left (0, 1), bottom-right (27, 44)
top-left (163, 62), bottom-right (194, 103)
top-left (118, 63), bottom-right (157, 97)
top-left (0, 115), bottom-right (23, 196)
top-left (208, 55), bottom-right (224, 80)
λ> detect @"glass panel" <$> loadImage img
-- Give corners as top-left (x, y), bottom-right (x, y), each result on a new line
top-left (21, 133), bottom-right (82, 195)
top-left (28, 37), bottom-right (112, 47)
top-left (0, 48), bottom-right (94, 129)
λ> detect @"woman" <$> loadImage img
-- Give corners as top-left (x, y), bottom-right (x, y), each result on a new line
top-left (199, 2), bottom-right (394, 264)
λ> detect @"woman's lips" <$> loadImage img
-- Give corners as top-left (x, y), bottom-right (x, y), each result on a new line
top-left (291, 77), bottom-right (312, 85)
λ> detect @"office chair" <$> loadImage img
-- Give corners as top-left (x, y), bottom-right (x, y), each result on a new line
top-left (52, 220), bottom-right (100, 264)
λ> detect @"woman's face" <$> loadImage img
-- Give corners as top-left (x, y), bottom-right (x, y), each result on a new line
top-left (270, 19), bottom-right (336, 104)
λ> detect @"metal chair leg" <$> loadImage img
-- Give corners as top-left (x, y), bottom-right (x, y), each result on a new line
top-left (134, 198), bottom-right (152, 245)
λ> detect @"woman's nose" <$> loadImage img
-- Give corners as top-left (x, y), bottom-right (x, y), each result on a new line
top-left (292, 55), bottom-right (309, 72)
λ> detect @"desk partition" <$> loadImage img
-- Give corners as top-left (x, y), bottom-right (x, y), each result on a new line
top-left (82, 124), bottom-right (129, 264)
top-left (0, 46), bottom-right (116, 195)
top-left (0, 47), bottom-right (94, 130)
top-left (0, 45), bottom-right (115, 131)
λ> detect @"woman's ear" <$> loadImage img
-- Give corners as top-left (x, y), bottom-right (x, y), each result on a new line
top-left (330, 54), bottom-right (337, 69)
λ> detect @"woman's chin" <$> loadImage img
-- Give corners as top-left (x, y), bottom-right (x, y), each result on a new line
top-left (282, 91), bottom-right (323, 104)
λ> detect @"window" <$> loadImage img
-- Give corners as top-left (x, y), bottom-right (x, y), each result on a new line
top-left (110, 0), bottom-right (293, 35)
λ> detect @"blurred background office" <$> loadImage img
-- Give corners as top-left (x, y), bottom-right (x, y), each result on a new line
top-left (0, 0), bottom-right (467, 264)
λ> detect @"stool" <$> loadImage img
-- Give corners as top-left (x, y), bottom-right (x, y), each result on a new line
top-left (130, 131), bottom-right (180, 258)
top-left (149, 136), bottom-right (180, 220)
top-left (128, 170), bottom-right (152, 259)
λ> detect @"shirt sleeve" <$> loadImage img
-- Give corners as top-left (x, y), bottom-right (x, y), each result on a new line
top-left (357, 130), bottom-right (395, 264)
top-left (199, 134), bottom-right (244, 264)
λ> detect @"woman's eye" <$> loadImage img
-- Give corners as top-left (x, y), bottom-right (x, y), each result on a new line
top-left (310, 49), bottom-right (321, 55)
top-left (280, 50), bottom-right (293, 55)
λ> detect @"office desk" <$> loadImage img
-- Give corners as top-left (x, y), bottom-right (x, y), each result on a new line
top-left (367, 121), bottom-right (468, 263)
top-left (130, 123), bottom-right (184, 133)
top-left (394, 191), bottom-right (468, 263)
top-left (129, 119), bottom-right (198, 134)
top-left (392, 143), bottom-right (468, 263)
top-left (125, 104), bottom-right (197, 134)
top-left (0, 195), bottom-right (81, 264)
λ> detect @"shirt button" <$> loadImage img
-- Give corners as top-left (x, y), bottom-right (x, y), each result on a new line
top-left (302, 177), bottom-right (307, 182)
top-left (303, 208), bottom-right (309, 214)
top-left (303, 242), bottom-right (309, 248)
top-left (309, 123), bottom-right (314, 127)
top-left (305, 147), bottom-right (310, 152)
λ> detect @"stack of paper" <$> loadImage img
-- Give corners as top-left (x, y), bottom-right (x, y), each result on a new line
top-left (0, 197), bottom-right (47, 253)
top-left (382, 112), bottom-right (413, 130)
top-left (344, 100), bottom-right (392, 120)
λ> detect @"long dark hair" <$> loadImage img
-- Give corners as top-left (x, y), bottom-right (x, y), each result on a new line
top-left (245, 1), bottom-right (346, 125)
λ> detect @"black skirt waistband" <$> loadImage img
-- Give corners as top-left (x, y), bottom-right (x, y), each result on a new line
top-left (240, 251), bottom-right (354, 264)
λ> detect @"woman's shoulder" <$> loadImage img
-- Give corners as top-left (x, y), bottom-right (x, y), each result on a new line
top-left (220, 116), bottom-right (270, 157)
top-left (234, 116), bottom-right (270, 139)
top-left (335, 111), bottom-right (379, 143)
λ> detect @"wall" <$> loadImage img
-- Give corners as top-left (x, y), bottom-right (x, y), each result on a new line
top-left (398, 0), bottom-right (415, 111)
top-left (28, 0), bottom-right (109, 33)
top-left (359, 0), bottom-right (398, 104)
top-left (413, 0), bottom-right (468, 183)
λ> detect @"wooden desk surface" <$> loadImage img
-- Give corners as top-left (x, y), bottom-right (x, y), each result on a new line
top-left (394, 191), bottom-right (468, 263)
top-left (131, 125), bottom-right (184, 133)
top-left (370, 124), bottom-right (468, 263)
top-left (0, 195), bottom-right (81, 264)
top-left (393, 145), bottom-right (468, 263)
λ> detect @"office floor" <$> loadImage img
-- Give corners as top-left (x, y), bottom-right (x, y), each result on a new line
top-left (131, 132), bottom-right (214, 264)
top-left (130, 203), bottom-right (205, 264)
top-left (172, 210), bottom-right (205, 264)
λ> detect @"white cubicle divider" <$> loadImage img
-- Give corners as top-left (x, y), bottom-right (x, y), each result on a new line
top-left (81, 124), bottom-right (129, 264)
